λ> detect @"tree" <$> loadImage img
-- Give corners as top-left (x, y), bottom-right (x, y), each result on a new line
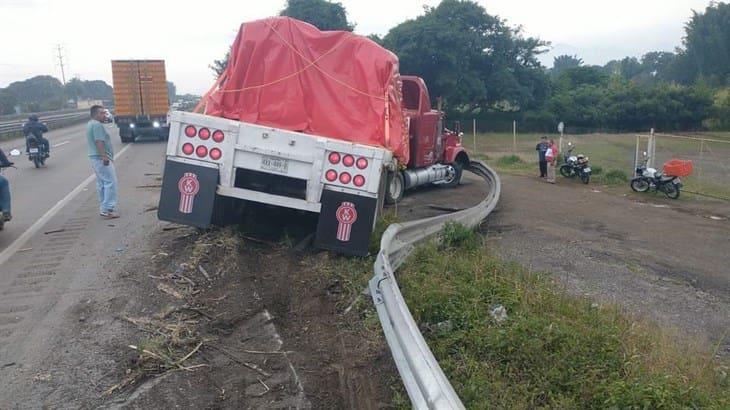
top-left (167, 81), bottom-right (177, 100)
top-left (210, 50), bottom-right (230, 77)
top-left (682, 2), bottom-right (730, 85)
top-left (280, 0), bottom-right (354, 31)
top-left (210, 0), bottom-right (354, 77)
top-left (555, 66), bottom-right (609, 90)
top-left (551, 55), bottom-right (583, 76)
top-left (640, 51), bottom-right (678, 82)
top-left (0, 89), bottom-right (17, 115)
top-left (6, 75), bottom-right (65, 112)
top-left (382, 0), bottom-right (549, 112)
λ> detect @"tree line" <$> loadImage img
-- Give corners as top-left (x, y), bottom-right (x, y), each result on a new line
top-left (215, 0), bottom-right (730, 132)
top-left (0, 76), bottom-right (178, 116)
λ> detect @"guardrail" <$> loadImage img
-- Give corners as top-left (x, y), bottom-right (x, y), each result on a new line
top-left (369, 161), bottom-right (501, 409)
top-left (0, 111), bottom-right (88, 138)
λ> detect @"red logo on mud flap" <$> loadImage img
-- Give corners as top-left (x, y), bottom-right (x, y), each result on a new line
top-left (178, 172), bottom-right (200, 214)
top-left (335, 202), bottom-right (358, 242)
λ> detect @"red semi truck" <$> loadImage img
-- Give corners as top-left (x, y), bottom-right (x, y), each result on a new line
top-left (157, 17), bottom-right (469, 256)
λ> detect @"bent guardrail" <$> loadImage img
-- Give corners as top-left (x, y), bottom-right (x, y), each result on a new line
top-left (369, 161), bottom-right (501, 409)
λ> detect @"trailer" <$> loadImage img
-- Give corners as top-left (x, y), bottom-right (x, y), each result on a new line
top-left (111, 60), bottom-right (170, 142)
top-left (157, 17), bottom-right (469, 256)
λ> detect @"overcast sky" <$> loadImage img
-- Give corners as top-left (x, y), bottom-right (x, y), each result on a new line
top-left (0, 0), bottom-right (714, 95)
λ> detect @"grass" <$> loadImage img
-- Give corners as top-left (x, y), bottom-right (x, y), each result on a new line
top-left (391, 223), bottom-right (730, 409)
top-left (473, 131), bottom-right (730, 198)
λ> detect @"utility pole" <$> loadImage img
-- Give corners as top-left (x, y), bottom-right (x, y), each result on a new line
top-left (55, 44), bottom-right (67, 85)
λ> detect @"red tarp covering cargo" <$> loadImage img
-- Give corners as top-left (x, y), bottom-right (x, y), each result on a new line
top-left (200, 17), bottom-right (409, 164)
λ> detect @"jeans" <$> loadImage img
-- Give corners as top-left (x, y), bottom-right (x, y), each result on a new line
top-left (539, 160), bottom-right (547, 177)
top-left (0, 175), bottom-right (10, 215)
top-left (90, 158), bottom-right (118, 213)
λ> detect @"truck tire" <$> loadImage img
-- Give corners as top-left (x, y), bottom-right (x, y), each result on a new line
top-left (442, 162), bottom-right (463, 188)
top-left (385, 171), bottom-right (405, 205)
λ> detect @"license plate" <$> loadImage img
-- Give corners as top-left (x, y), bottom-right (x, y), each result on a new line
top-left (260, 155), bottom-right (289, 174)
top-left (583, 167), bottom-right (591, 172)
top-left (29, 148), bottom-right (39, 153)
top-left (673, 178), bottom-right (681, 184)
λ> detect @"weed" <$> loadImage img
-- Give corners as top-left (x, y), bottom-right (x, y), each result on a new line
top-left (602, 169), bottom-right (629, 185)
top-left (397, 237), bottom-right (730, 408)
top-left (439, 221), bottom-right (479, 250)
top-left (496, 154), bottom-right (523, 166)
top-left (591, 165), bottom-right (604, 175)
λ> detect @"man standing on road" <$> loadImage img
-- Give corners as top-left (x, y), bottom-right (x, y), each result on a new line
top-left (87, 105), bottom-right (119, 219)
top-left (536, 136), bottom-right (548, 178)
top-left (0, 148), bottom-right (14, 222)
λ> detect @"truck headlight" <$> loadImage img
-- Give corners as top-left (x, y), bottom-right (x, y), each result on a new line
top-left (130, 123), bottom-right (135, 128)
top-left (153, 121), bottom-right (160, 128)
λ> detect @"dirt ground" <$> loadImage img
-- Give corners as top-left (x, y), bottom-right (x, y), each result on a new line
top-left (486, 171), bottom-right (730, 355)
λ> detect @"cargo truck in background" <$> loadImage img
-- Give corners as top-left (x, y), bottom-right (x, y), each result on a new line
top-left (157, 17), bottom-right (469, 256)
top-left (111, 60), bottom-right (170, 143)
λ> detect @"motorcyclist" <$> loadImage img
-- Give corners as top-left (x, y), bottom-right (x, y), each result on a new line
top-left (0, 148), bottom-right (14, 222)
top-left (23, 115), bottom-right (50, 158)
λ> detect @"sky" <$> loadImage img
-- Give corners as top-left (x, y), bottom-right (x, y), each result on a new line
top-left (0, 0), bottom-right (715, 95)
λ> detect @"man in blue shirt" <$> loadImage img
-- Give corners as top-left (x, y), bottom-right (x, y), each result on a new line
top-left (536, 136), bottom-right (548, 178)
top-left (0, 148), bottom-right (14, 224)
top-left (86, 105), bottom-right (119, 219)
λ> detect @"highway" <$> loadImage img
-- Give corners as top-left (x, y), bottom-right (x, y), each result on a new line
top-left (0, 123), bottom-right (126, 252)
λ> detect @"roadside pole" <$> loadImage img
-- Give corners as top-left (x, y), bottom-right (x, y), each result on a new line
top-left (512, 120), bottom-right (517, 153)
top-left (634, 135), bottom-right (640, 177)
top-left (473, 118), bottom-right (477, 155)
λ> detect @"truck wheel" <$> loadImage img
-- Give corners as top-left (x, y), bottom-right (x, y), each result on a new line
top-left (442, 162), bottom-right (463, 188)
top-left (385, 171), bottom-right (405, 205)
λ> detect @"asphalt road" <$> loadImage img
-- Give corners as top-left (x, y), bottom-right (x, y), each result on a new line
top-left (0, 123), bottom-right (125, 252)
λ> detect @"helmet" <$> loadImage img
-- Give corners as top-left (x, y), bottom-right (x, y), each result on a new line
top-left (28, 115), bottom-right (39, 122)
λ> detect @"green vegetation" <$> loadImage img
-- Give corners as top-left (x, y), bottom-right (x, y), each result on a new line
top-left (495, 154), bottom-right (523, 167)
top-left (596, 169), bottom-right (629, 185)
top-left (395, 224), bottom-right (730, 409)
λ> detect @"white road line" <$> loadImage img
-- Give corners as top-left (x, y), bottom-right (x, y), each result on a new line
top-left (53, 141), bottom-right (70, 148)
top-left (0, 144), bottom-right (133, 267)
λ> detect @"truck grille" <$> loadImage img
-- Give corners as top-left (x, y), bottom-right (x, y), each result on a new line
top-left (234, 168), bottom-right (307, 200)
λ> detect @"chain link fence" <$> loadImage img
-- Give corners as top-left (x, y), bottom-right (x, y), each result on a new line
top-left (463, 119), bottom-right (730, 200)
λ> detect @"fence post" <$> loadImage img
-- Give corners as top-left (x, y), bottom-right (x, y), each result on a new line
top-left (634, 135), bottom-right (640, 176)
top-left (512, 120), bottom-right (517, 153)
top-left (698, 139), bottom-right (704, 182)
top-left (473, 118), bottom-right (477, 155)
top-left (649, 128), bottom-right (656, 169)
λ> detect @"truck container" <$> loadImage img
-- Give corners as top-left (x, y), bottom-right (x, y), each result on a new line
top-left (111, 60), bottom-right (170, 142)
top-left (157, 17), bottom-right (468, 256)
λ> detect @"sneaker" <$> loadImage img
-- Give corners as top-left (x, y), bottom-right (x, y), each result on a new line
top-left (100, 211), bottom-right (120, 219)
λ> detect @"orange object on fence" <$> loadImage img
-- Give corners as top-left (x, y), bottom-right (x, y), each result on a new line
top-left (663, 159), bottom-right (693, 177)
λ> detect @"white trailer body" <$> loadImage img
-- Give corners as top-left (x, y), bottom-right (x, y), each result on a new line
top-left (157, 111), bottom-right (393, 255)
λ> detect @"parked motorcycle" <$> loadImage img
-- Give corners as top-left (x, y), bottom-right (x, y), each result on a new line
top-left (0, 149), bottom-right (20, 231)
top-left (630, 153), bottom-right (683, 199)
top-left (26, 135), bottom-right (47, 168)
top-left (559, 143), bottom-right (592, 184)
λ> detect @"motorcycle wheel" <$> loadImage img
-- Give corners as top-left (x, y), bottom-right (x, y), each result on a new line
top-left (33, 156), bottom-right (41, 168)
top-left (580, 173), bottom-right (590, 184)
top-left (663, 183), bottom-right (680, 199)
top-left (559, 165), bottom-right (572, 178)
top-left (630, 178), bottom-right (650, 192)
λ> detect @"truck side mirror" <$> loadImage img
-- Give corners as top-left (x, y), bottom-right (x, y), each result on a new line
top-left (453, 121), bottom-right (462, 135)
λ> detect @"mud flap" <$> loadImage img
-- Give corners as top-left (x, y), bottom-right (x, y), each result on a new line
top-left (157, 159), bottom-right (219, 228)
top-left (315, 188), bottom-right (378, 256)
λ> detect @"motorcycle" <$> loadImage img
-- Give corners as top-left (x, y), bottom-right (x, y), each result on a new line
top-left (630, 153), bottom-right (682, 199)
top-left (559, 143), bottom-right (592, 184)
top-left (26, 135), bottom-right (47, 168)
top-left (0, 149), bottom-right (21, 231)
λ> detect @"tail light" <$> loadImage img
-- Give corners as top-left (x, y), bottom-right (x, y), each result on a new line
top-left (184, 125), bottom-right (197, 138)
top-left (342, 155), bottom-right (355, 167)
top-left (353, 175), bottom-right (365, 187)
top-left (195, 145), bottom-right (208, 158)
top-left (212, 130), bottom-right (225, 143)
top-left (209, 148), bottom-right (222, 160)
top-left (339, 172), bottom-right (352, 184)
top-left (328, 152), bottom-right (341, 165)
top-left (325, 169), bottom-right (338, 182)
top-left (198, 127), bottom-right (211, 140)
top-left (356, 157), bottom-right (368, 169)
top-left (182, 143), bottom-right (194, 155)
